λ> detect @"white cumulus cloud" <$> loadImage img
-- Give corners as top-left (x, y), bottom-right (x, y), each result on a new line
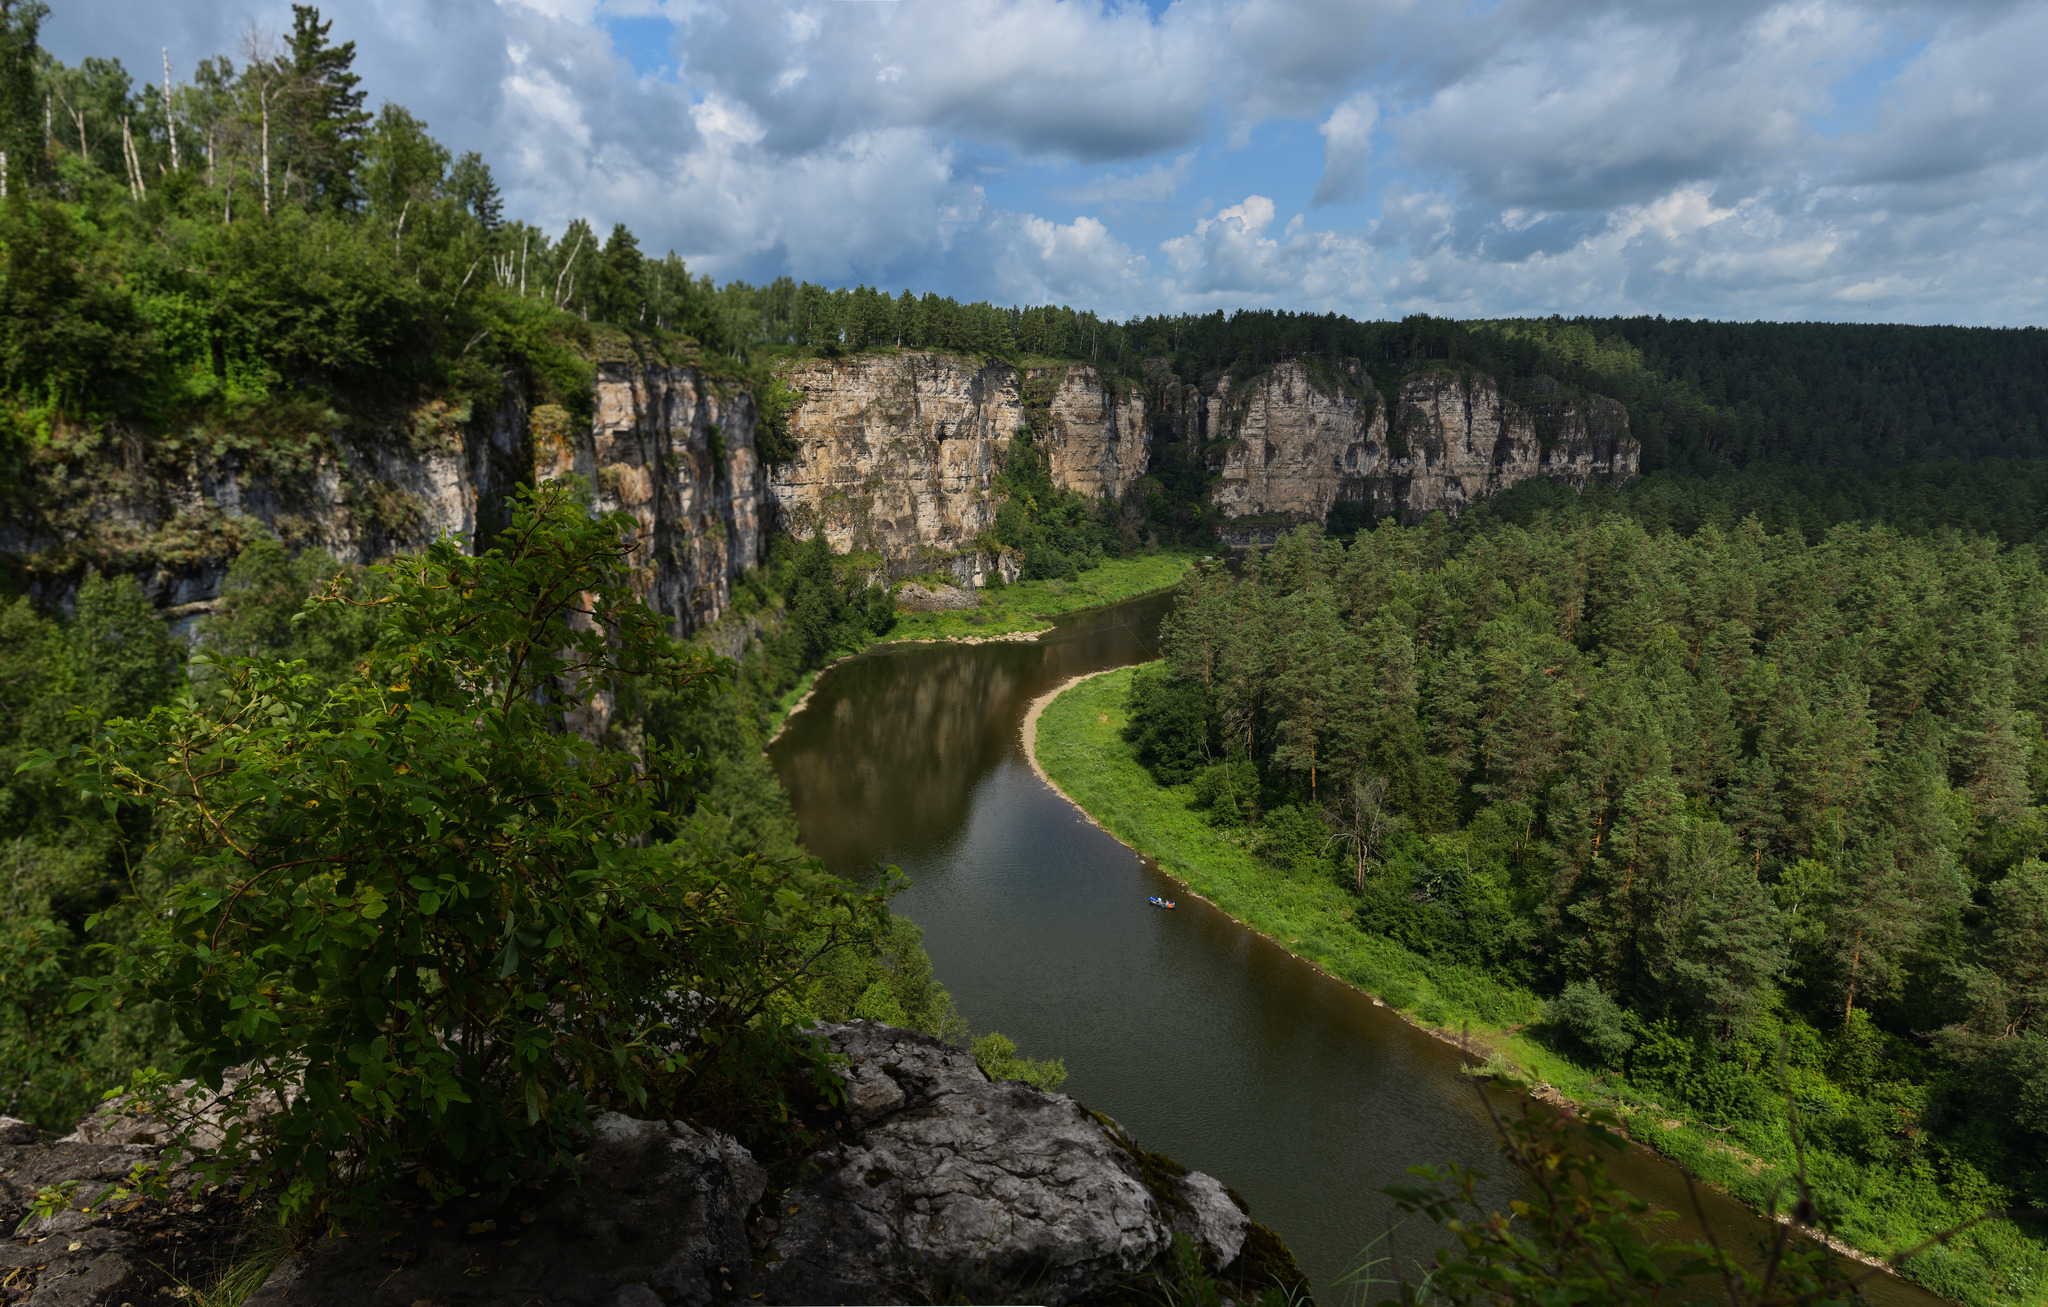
top-left (1314, 92), bottom-right (1377, 206)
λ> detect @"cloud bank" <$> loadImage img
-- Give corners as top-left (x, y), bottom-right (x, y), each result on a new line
top-left (45, 0), bottom-right (2048, 323)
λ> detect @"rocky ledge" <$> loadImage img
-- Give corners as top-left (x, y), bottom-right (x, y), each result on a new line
top-left (892, 580), bottom-right (980, 611)
top-left (0, 1023), bottom-right (1309, 1306)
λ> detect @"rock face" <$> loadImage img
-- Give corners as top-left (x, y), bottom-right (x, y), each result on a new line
top-left (0, 1025), bottom-right (1294, 1307)
top-left (0, 361), bottom-right (755, 638)
top-left (2, 346), bottom-right (1628, 638)
top-left (765, 352), bottom-right (1146, 577)
top-left (1, 1131), bottom-right (243, 1307)
top-left (0, 393), bottom-right (531, 621)
top-left (538, 362), bottom-right (767, 634)
top-left (1037, 362), bottom-right (1150, 501)
top-left (1208, 365), bottom-right (1381, 526)
top-left (761, 1022), bottom-right (1249, 1305)
top-left (2, 349), bottom-right (1144, 634)
top-left (894, 580), bottom-right (980, 611)
top-left (1200, 360), bottom-right (1638, 537)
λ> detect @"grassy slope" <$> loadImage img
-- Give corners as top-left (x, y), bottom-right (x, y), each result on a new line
top-left (882, 550), bottom-right (1197, 643)
top-left (1036, 667), bottom-right (2044, 1307)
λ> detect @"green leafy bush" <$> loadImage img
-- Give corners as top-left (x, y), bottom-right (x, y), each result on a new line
top-left (970, 1031), bottom-right (1067, 1092)
top-left (1543, 980), bottom-right (1635, 1069)
top-left (38, 483), bottom-right (890, 1218)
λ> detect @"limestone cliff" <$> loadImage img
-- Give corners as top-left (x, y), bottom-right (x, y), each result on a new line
top-left (4, 346), bottom-right (1627, 634)
top-left (1202, 360), bottom-right (1638, 537)
top-left (2, 357), bottom-right (764, 638)
top-left (765, 351), bottom-right (1145, 578)
top-left (537, 361), bottom-right (765, 634)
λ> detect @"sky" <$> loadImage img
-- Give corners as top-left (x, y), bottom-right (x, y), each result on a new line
top-left (46, 0), bottom-right (2048, 325)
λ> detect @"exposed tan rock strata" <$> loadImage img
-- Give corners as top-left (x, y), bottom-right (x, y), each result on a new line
top-left (765, 352), bottom-right (1145, 572)
top-left (1210, 364), bottom-right (1383, 524)
top-left (4, 361), bottom-right (764, 640)
top-left (6, 348), bottom-right (1630, 639)
top-left (1038, 362), bottom-right (1149, 500)
top-left (537, 361), bottom-right (765, 634)
top-left (1205, 360), bottom-right (1638, 535)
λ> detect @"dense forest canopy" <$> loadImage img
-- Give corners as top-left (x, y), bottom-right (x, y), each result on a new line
top-left (1124, 515), bottom-right (2048, 1291)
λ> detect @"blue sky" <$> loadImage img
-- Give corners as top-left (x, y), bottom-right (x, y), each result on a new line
top-left (47, 0), bottom-right (2048, 324)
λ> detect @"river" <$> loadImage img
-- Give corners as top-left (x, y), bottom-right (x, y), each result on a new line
top-left (768, 590), bottom-right (1940, 1304)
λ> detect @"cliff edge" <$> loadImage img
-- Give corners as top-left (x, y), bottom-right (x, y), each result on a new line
top-left (0, 1024), bottom-right (1310, 1307)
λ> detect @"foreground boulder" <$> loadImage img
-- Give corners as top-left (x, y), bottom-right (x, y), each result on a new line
top-left (0, 1122), bottom-right (246, 1307)
top-left (761, 1022), bottom-right (1250, 1303)
top-left (0, 1024), bottom-right (1308, 1305)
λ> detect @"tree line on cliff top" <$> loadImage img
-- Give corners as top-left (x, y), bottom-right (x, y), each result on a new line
top-left (2, 0), bottom-right (2044, 498)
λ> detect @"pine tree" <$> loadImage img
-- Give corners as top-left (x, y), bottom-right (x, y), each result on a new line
top-left (1644, 820), bottom-right (1787, 1037)
top-left (285, 5), bottom-right (369, 209)
top-left (1422, 648), bottom-right (1480, 780)
top-left (0, 0), bottom-right (48, 191)
top-left (446, 150), bottom-right (503, 230)
top-left (598, 223), bottom-right (645, 324)
top-left (360, 103), bottom-right (447, 222)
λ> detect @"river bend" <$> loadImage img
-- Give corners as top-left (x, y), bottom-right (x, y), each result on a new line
top-left (768, 592), bottom-right (1938, 1304)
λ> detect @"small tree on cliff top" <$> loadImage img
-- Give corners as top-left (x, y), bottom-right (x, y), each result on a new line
top-left (34, 482), bottom-right (888, 1218)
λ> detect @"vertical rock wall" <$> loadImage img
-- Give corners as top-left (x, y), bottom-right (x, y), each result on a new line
top-left (1199, 360), bottom-right (1639, 538)
top-left (1038, 364), bottom-right (1149, 501)
top-left (763, 352), bottom-right (1146, 569)
top-left (5, 347), bottom-right (1635, 633)
top-left (536, 362), bottom-right (765, 634)
top-left (1209, 364), bottom-right (1386, 525)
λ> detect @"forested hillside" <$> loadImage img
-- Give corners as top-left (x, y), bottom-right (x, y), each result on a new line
top-left (1124, 518), bottom-right (2048, 1294)
top-left (7, 0), bottom-right (2048, 1270)
top-left (5, 0), bottom-right (2042, 567)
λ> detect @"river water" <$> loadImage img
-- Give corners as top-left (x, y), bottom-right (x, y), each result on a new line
top-left (768, 592), bottom-right (1940, 1304)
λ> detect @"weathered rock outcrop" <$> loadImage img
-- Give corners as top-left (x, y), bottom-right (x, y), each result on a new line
top-left (894, 580), bottom-right (980, 611)
top-left (539, 362), bottom-right (766, 634)
top-left (761, 1022), bottom-right (1249, 1304)
top-left (0, 359), bottom-right (761, 638)
top-left (1208, 365), bottom-right (1380, 525)
top-left (2, 345), bottom-right (1625, 637)
top-left (1, 1124), bottom-right (244, 1306)
top-left (0, 1025), bottom-right (1302, 1307)
top-left (2, 348), bottom-right (1147, 631)
top-left (1198, 360), bottom-right (1637, 538)
top-left (0, 393), bottom-right (531, 620)
top-left (765, 352), bottom-right (1145, 576)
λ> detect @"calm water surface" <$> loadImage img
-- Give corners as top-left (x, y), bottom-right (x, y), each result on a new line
top-left (769, 593), bottom-right (1939, 1304)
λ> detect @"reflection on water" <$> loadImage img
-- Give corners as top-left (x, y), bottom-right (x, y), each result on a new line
top-left (769, 595), bottom-right (1941, 1305)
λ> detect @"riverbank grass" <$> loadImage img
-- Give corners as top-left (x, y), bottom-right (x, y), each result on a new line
top-left (1035, 666), bottom-right (2043, 1305)
top-left (1035, 667), bottom-right (1540, 1032)
top-left (885, 550), bottom-right (1197, 643)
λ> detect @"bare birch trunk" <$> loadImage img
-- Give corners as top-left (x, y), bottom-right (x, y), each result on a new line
top-left (260, 89), bottom-right (271, 216)
top-left (163, 49), bottom-right (180, 170)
